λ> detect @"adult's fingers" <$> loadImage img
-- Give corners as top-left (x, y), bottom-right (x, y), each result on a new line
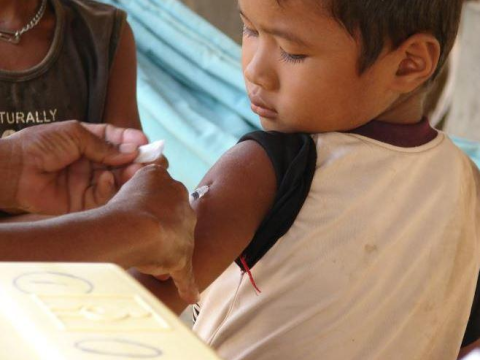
top-left (89, 170), bottom-right (116, 209)
top-left (82, 123), bottom-right (148, 147)
top-left (73, 123), bottom-right (141, 167)
top-left (30, 121), bottom-right (140, 171)
top-left (78, 170), bottom-right (116, 211)
top-left (155, 274), bottom-right (171, 281)
top-left (121, 127), bottom-right (149, 146)
top-left (110, 163), bottom-right (144, 187)
top-left (66, 157), bottom-right (92, 213)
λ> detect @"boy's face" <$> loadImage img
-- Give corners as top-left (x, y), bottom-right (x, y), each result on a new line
top-left (240, 0), bottom-right (397, 133)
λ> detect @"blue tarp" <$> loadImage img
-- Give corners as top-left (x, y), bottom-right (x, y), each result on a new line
top-left (453, 137), bottom-right (480, 169)
top-left (101, 0), bottom-right (259, 189)
top-left (102, 0), bottom-right (480, 188)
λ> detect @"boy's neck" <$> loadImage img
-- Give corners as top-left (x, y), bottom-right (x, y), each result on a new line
top-left (374, 91), bottom-right (426, 125)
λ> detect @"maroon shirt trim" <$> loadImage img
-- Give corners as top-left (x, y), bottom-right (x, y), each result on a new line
top-left (346, 117), bottom-right (438, 148)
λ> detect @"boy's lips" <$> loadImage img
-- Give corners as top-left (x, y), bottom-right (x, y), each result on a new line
top-left (249, 95), bottom-right (277, 119)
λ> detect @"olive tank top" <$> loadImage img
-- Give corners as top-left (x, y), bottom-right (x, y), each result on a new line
top-left (0, 0), bottom-right (126, 138)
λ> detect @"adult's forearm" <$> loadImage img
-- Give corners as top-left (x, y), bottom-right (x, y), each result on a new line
top-left (0, 214), bottom-right (51, 224)
top-left (0, 208), bottom-right (145, 267)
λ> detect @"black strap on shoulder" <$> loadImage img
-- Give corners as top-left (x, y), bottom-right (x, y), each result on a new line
top-left (234, 131), bottom-right (317, 270)
top-left (462, 271), bottom-right (480, 347)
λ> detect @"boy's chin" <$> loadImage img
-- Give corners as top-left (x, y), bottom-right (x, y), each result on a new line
top-left (260, 121), bottom-right (275, 132)
top-left (260, 117), bottom-right (283, 132)
top-left (260, 118), bottom-right (297, 133)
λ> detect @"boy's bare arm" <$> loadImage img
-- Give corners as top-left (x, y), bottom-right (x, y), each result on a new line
top-left (130, 140), bottom-right (277, 314)
top-left (103, 22), bottom-right (142, 130)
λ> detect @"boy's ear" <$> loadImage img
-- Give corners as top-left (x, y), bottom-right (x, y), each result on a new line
top-left (390, 33), bottom-right (441, 93)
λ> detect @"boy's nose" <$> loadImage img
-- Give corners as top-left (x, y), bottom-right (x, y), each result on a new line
top-left (243, 46), bottom-right (279, 91)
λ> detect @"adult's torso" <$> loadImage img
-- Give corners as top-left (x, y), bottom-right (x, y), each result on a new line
top-left (0, 0), bottom-right (125, 138)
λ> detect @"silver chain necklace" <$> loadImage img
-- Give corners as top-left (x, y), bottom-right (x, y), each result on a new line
top-left (0, 0), bottom-right (48, 45)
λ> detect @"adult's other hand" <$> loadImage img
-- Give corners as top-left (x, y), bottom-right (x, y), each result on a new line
top-left (0, 120), bottom-right (148, 215)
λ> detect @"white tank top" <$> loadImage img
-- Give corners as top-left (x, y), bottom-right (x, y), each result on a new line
top-left (193, 130), bottom-right (480, 360)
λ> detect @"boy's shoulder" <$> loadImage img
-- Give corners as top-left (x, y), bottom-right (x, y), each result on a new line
top-left (235, 131), bottom-right (317, 268)
top-left (239, 131), bottom-right (317, 184)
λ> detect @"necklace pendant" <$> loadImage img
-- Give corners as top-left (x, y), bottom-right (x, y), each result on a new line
top-left (0, 32), bottom-right (20, 44)
top-left (0, 0), bottom-right (46, 46)
top-left (10, 35), bottom-right (20, 44)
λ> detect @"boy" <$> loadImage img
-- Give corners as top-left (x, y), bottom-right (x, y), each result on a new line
top-left (133, 0), bottom-right (480, 359)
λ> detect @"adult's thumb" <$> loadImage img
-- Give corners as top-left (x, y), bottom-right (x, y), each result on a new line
top-left (75, 123), bottom-right (140, 167)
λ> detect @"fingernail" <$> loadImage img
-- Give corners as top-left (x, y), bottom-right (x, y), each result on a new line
top-left (119, 143), bottom-right (138, 154)
top-left (107, 174), bottom-right (115, 188)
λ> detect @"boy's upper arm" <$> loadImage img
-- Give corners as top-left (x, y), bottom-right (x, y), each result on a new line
top-left (191, 140), bottom-right (277, 291)
top-left (131, 132), bottom-right (317, 313)
top-left (103, 22), bottom-right (142, 129)
top-left (130, 140), bottom-right (276, 314)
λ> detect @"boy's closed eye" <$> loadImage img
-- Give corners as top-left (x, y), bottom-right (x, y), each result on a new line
top-left (279, 49), bottom-right (307, 64)
top-left (242, 25), bottom-right (258, 38)
top-left (242, 25), bottom-right (308, 64)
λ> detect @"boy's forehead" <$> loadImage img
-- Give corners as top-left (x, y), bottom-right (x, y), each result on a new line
top-left (238, 0), bottom-right (343, 47)
top-left (275, 0), bottom-right (330, 12)
top-left (238, 0), bottom-right (329, 19)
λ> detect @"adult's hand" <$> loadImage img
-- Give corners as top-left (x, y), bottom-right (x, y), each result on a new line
top-left (107, 165), bottom-right (199, 304)
top-left (0, 164), bottom-right (198, 303)
top-left (0, 121), bottom-right (148, 215)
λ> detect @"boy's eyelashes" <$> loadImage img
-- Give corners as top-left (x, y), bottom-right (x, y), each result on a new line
top-left (242, 26), bottom-right (307, 65)
top-left (242, 25), bottom-right (258, 38)
top-left (279, 48), bottom-right (307, 64)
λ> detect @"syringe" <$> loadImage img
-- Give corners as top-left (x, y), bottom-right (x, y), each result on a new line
top-left (189, 185), bottom-right (210, 204)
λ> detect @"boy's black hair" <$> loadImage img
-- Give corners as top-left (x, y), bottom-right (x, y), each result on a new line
top-left (280, 0), bottom-right (463, 81)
